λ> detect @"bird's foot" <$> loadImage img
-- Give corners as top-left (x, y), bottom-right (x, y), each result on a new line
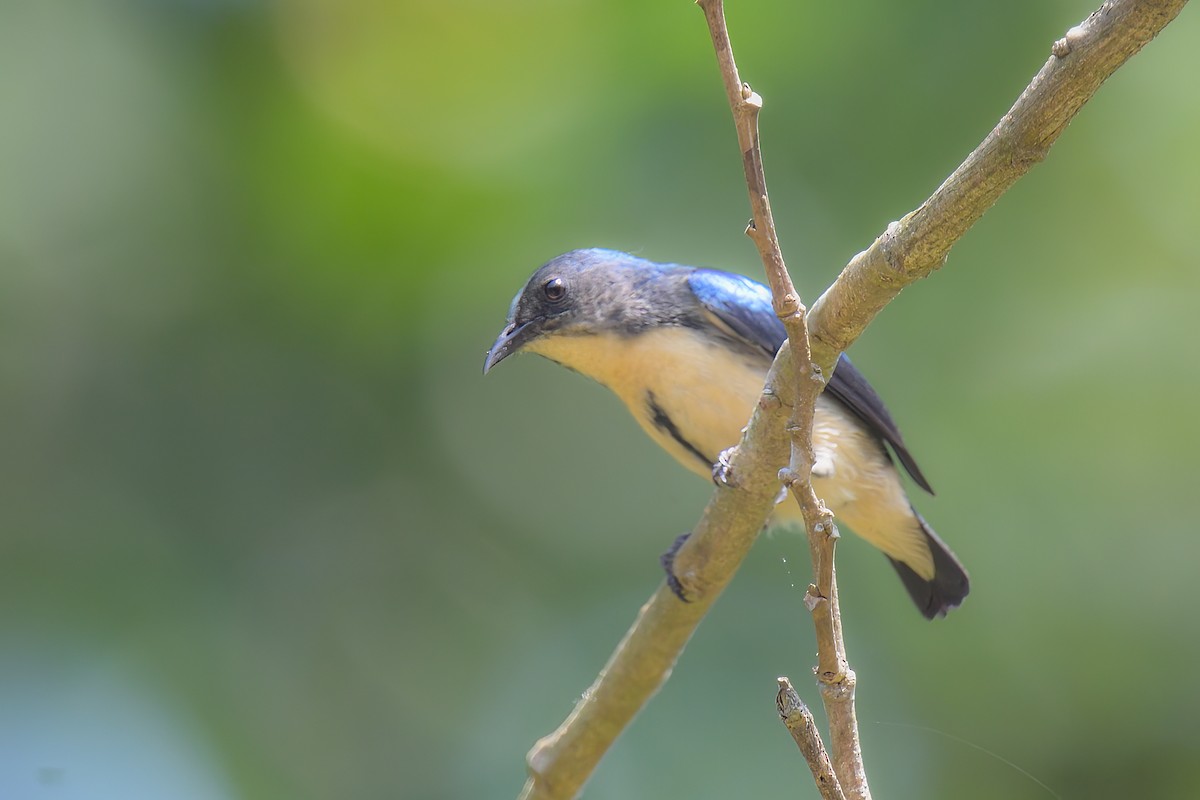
top-left (812, 453), bottom-right (835, 479)
top-left (659, 531), bottom-right (693, 602)
top-left (712, 447), bottom-right (739, 487)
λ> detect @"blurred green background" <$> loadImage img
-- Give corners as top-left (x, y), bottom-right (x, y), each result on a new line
top-left (2, 0), bottom-right (1198, 798)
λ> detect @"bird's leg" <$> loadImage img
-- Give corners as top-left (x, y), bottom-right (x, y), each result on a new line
top-left (659, 531), bottom-right (693, 602)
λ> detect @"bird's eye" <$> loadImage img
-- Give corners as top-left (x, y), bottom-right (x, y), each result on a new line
top-left (542, 277), bottom-right (567, 303)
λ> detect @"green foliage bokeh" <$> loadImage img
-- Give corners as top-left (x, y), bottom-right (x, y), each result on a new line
top-left (2, 1), bottom-right (1199, 798)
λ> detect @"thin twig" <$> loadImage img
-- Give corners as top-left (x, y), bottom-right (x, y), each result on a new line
top-left (777, 677), bottom-right (846, 800)
top-left (514, 1), bottom-right (1188, 797)
top-left (696, 0), bottom-right (871, 796)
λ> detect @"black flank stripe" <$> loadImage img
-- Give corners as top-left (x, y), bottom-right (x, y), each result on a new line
top-left (645, 391), bottom-right (711, 469)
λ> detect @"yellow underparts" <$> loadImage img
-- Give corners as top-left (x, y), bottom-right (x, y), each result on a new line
top-left (527, 328), bottom-right (935, 579)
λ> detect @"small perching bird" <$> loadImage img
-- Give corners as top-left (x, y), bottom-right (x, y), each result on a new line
top-left (484, 249), bottom-right (968, 619)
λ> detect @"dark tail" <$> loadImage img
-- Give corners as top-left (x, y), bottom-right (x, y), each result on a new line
top-left (887, 511), bottom-right (969, 620)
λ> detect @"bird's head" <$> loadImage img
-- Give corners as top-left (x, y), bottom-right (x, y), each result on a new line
top-left (483, 249), bottom-right (672, 374)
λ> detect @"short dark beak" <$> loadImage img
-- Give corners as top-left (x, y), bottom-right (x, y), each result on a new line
top-left (483, 318), bottom-right (541, 374)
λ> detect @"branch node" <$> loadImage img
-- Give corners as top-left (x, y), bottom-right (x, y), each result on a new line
top-left (817, 667), bottom-right (856, 693)
top-left (775, 293), bottom-right (803, 318)
top-left (878, 221), bottom-right (906, 275)
top-left (526, 738), bottom-right (554, 779)
top-left (740, 82), bottom-right (762, 107)
top-left (1052, 36), bottom-right (1072, 58)
top-left (758, 390), bottom-right (782, 411)
top-left (804, 586), bottom-right (825, 612)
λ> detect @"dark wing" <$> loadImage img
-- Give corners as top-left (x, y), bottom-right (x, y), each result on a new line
top-left (824, 356), bottom-right (933, 494)
top-left (687, 268), bottom-right (933, 495)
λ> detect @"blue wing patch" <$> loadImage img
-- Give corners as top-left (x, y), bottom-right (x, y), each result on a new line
top-left (686, 267), bottom-right (933, 495)
top-left (687, 269), bottom-right (787, 356)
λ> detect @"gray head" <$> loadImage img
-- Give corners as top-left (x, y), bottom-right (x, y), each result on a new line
top-left (483, 249), bottom-right (693, 373)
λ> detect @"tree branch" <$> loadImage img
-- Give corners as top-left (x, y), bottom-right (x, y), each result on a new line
top-left (515, 0), bottom-right (1188, 797)
top-left (807, 0), bottom-right (1189, 374)
top-left (777, 677), bottom-right (846, 800)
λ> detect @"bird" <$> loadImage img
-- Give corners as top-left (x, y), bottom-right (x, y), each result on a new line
top-left (483, 248), bottom-right (968, 619)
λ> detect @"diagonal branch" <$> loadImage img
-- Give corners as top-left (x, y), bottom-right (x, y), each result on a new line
top-left (514, 1), bottom-right (1188, 797)
top-left (807, 0), bottom-right (1189, 374)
